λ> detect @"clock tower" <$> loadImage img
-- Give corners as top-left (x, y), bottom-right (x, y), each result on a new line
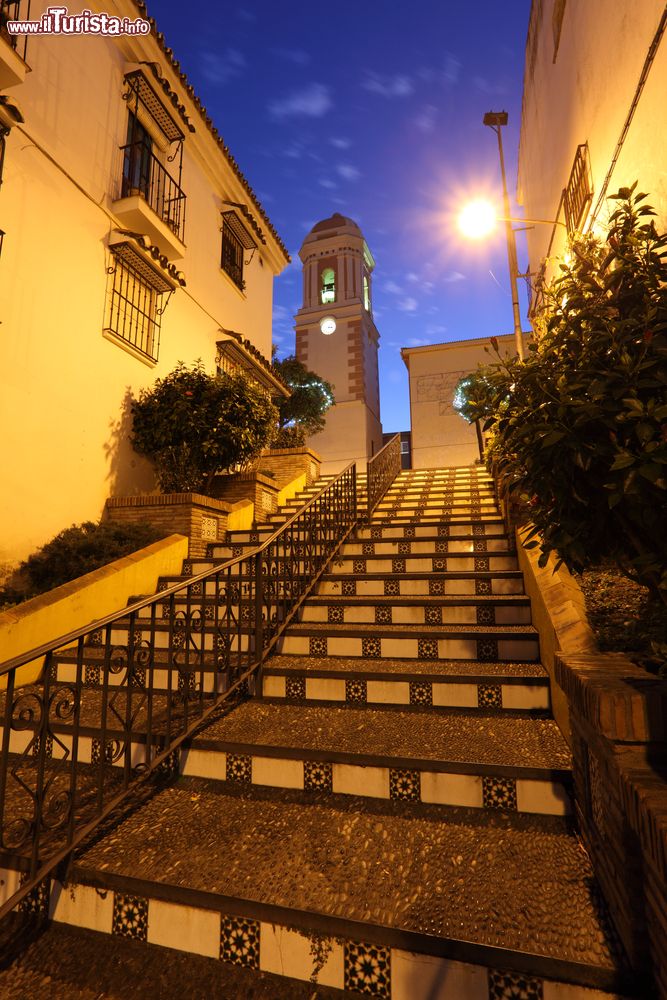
top-left (294, 213), bottom-right (383, 472)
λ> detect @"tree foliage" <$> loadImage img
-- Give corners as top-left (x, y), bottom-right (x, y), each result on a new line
top-left (131, 362), bottom-right (278, 493)
top-left (272, 355), bottom-right (335, 447)
top-left (460, 186), bottom-right (667, 599)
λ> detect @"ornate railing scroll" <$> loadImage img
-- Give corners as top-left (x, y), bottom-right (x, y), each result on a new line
top-left (366, 434), bottom-right (401, 518)
top-left (0, 464), bottom-right (357, 920)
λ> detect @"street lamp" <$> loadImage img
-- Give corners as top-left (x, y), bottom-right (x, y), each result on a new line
top-left (482, 111), bottom-right (524, 360)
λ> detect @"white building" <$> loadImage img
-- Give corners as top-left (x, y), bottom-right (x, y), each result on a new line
top-left (518, 0), bottom-right (667, 300)
top-left (0, 0), bottom-right (289, 575)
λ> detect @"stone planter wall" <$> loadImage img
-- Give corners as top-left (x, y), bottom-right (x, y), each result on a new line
top-left (105, 493), bottom-right (232, 559)
top-left (254, 446), bottom-right (322, 488)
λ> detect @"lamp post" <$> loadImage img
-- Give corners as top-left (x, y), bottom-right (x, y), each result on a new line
top-left (483, 111), bottom-right (524, 360)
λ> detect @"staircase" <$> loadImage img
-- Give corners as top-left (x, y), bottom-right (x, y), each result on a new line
top-left (0, 466), bottom-right (631, 998)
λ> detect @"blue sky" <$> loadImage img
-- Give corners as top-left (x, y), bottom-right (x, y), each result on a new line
top-left (153, 1), bottom-right (532, 432)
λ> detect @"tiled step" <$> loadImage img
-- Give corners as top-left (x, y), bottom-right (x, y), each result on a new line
top-left (330, 552), bottom-right (519, 574)
top-left (46, 779), bottom-right (628, 999)
top-left (356, 521), bottom-right (505, 538)
top-left (299, 594), bottom-right (532, 625)
top-left (263, 655), bottom-right (549, 711)
top-left (277, 622), bottom-right (539, 662)
top-left (318, 571), bottom-right (526, 597)
top-left (186, 701), bottom-right (569, 816)
top-left (341, 536), bottom-right (513, 556)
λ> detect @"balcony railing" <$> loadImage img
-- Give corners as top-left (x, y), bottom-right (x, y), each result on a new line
top-left (0, 0), bottom-right (30, 61)
top-left (564, 143), bottom-right (593, 235)
top-left (120, 140), bottom-right (186, 244)
top-left (366, 433), bottom-right (401, 518)
top-left (0, 465), bottom-right (357, 920)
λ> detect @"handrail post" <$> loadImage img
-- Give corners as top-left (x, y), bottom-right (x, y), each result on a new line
top-left (253, 549), bottom-right (263, 693)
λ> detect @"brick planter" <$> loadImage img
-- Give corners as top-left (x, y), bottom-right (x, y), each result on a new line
top-left (209, 472), bottom-right (280, 520)
top-left (253, 446), bottom-right (322, 488)
top-left (105, 493), bottom-right (232, 559)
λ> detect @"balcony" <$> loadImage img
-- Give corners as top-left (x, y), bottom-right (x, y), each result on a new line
top-left (0, 0), bottom-right (30, 89)
top-left (111, 141), bottom-right (187, 260)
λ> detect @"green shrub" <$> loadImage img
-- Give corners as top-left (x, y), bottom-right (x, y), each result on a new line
top-left (19, 520), bottom-right (167, 596)
top-left (131, 362), bottom-right (278, 494)
top-left (460, 186), bottom-right (667, 599)
top-left (272, 355), bottom-right (334, 444)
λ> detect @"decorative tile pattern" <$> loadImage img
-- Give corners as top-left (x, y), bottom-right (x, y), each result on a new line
top-left (346, 679), bottom-right (367, 703)
top-left (398, 540), bottom-right (411, 555)
top-left (425, 606), bottom-right (442, 625)
top-left (362, 542), bottom-right (375, 556)
top-left (384, 579), bottom-right (400, 596)
top-left (478, 639), bottom-right (499, 662)
top-left (435, 539), bottom-right (449, 554)
top-left (286, 676), bottom-right (306, 700)
top-left (409, 682), bottom-right (432, 706)
top-left (432, 557), bottom-right (447, 572)
top-left (232, 545), bottom-right (243, 558)
top-left (182, 562), bottom-right (193, 577)
top-left (249, 531), bottom-right (260, 543)
top-left (310, 636), bottom-right (328, 656)
top-left (478, 684), bottom-right (502, 708)
top-left (418, 638), bottom-right (439, 660)
top-left (344, 940), bottom-right (391, 998)
top-left (587, 748), bottom-right (605, 834)
top-left (84, 665), bottom-right (101, 686)
top-left (304, 760), bottom-right (333, 792)
top-left (389, 768), bottom-right (421, 802)
top-left (201, 516), bottom-right (218, 541)
top-left (90, 629), bottom-right (104, 647)
top-left (477, 605), bottom-right (496, 625)
top-left (112, 893), bottom-right (148, 941)
top-left (391, 558), bottom-right (406, 574)
top-left (483, 777), bottom-right (517, 811)
top-left (429, 579), bottom-right (445, 596)
top-left (437, 525), bottom-right (450, 537)
top-left (48, 661), bottom-right (58, 681)
top-left (404, 526), bottom-right (415, 538)
top-left (375, 606), bottom-right (392, 625)
top-left (190, 581), bottom-right (203, 597)
top-left (362, 637), bottom-right (381, 658)
top-left (474, 556), bottom-right (490, 572)
top-left (371, 526), bottom-right (382, 539)
top-left (157, 748), bottom-right (180, 778)
top-left (19, 875), bottom-right (50, 917)
top-left (472, 523), bottom-right (485, 536)
top-left (475, 579), bottom-right (492, 596)
top-left (474, 538), bottom-right (488, 552)
top-left (328, 606), bottom-right (344, 624)
top-left (226, 754), bottom-right (252, 784)
top-left (31, 735), bottom-right (54, 760)
top-left (220, 915), bottom-right (260, 969)
top-left (342, 580), bottom-right (357, 596)
top-left (353, 559), bottom-right (367, 574)
top-left (488, 969), bottom-right (543, 999)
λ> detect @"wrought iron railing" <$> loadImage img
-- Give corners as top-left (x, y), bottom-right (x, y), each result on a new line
top-left (120, 140), bottom-right (186, 243)
top-left (1, 0), bottom-right (30, 61)
top-left (0, 465), bottom-right (356, 918)
top-left (366, 434), bottom-right (401, 518)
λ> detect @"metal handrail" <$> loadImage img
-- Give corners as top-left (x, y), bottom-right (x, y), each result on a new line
top-left (120, 140), bottom-right (186, 243)
top-left (366, 433), bottom-right (401, 518)
top-left (0, 464), bottom-right (357, 918)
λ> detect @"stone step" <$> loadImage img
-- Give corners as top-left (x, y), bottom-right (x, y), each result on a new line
top-left (299, 595), bottom-right (532, 626)
top-left (262, 655), bottom-right (549, 711)
top-left (318, 571), bottom-right (526, 597)
top-left (276, 623), bottom-right (539, 662)
top-left (374, 499), bottom-right (499, 515)
top-left (328, 552), bottom-right (519, 574)
top-left (45, 779), bottom-right (628, 999)
top-left (341, 537), bottom-right (513, 555)
top-left (185, 701), bottom-right (569, 816)
top-left (357, 522), bottom-right (505, 538)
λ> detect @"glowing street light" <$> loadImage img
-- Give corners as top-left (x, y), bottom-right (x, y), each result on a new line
top-left (457, 199), bottom-right (498, 240)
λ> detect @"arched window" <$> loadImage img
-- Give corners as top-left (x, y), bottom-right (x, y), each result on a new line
top-left (321, 267), bottom-right (335, 304)
top-left (363, 273), bottom-right (371, 312)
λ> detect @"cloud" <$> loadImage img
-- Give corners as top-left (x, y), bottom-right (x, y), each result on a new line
top-left (414, 104), bottom-right (438, 133)
top-left (383, 280), bottom-right (403, 295)
top-left (330, 137), bottom-right (351, 149)
top-left (473, 76), bottom-right (507, 95)
top-left (426, 323), bottom-right (447, 336)
top-left (443, 270), bottom-right (466, 283)
top-left (272, 47), bottom-right (310, 65)
top-left (406, 336), bottom-right (430, 346)
top-left (200, 49), bottom-right (246, 86)
top-left (319, 177), bottom-right (337, 190)
top-left (268, 83), bottom-right (332, 120)
top-left (398, 296), bottom-right (419, 313)
top-left (336, 163), bottom-right (361, 182)
top-left (362, 72), bottom-right (414, 98)
top-left (443, 53), bottom-right (461, 85)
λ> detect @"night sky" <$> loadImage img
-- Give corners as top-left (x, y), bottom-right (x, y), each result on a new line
top-left (151, 1), bottom-right (532, 432)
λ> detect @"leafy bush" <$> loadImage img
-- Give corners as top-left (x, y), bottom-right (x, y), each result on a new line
top-left (131, 362), bottom-right (278, 493)
top-left (17, 521), bottom-right (167, 597)
top-left (460, 186), bottom-right (667, 599)
top-left (272, 355), bottom-right (334, 446)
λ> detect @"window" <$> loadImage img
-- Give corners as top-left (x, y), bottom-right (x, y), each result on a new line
top-left (400, 440), bottom-right (410, 455)
top-left (123, 112), bottom-right (153, 200)
top-left (321, 267), bottom-right (335, 304)
top-left (363, 273), bottom-right (371, 312)
top-left (552, 0), bottom-right (567, 62)
top-left (105, 244), bottom-right (173, 362)
top-left (221, 221), bottom-right (244, 290)
top-left (564, 143), bottom-right (593, 235)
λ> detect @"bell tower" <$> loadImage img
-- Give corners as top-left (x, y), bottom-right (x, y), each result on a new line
top-left (294, 213), bottom-right (383, 472)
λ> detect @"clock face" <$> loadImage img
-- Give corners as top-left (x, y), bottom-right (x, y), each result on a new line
top-left (320, 316), bottom-right (336, 336)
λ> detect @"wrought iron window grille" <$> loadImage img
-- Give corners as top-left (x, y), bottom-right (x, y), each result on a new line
top-left (0, 0), bottom-right (31, 61)
top-left (105, 244), bottom-right (173, 362)
top-left (563, 143), bottom-right (593, 235)
top-left (0, 464), bottom-right (365, 921)
top-left (221, 218), bottom-right (246, 290)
